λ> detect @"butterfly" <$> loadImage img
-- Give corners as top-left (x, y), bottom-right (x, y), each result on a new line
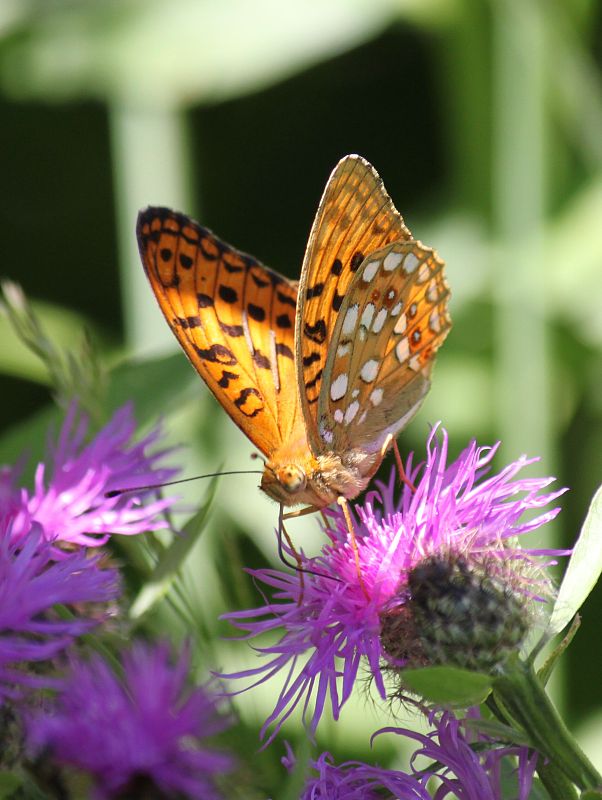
top-left (137, 154), bottom-right (451, 516)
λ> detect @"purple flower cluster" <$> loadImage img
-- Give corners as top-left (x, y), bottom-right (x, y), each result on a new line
top-left (223, 427), bottom-right (566, 741)
top-left (0, 403), bottom-right (179, 698)
top-left (10, 403), bottom-right (179, 548)
top-left (0, 509), bottom-right (118, 699)
top-left (297, 711), bottom-right (537, 800)
top-left (27, 643), bottom-right (234, 800)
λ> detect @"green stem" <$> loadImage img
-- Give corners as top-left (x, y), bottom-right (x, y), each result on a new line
top-left (493, 657), bottom-right (602, 791)
top-left (537, 759), bottom-right (579, 800)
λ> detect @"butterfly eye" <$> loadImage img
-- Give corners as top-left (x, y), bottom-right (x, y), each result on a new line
top-left (276, 465), bottom-right (307, 494)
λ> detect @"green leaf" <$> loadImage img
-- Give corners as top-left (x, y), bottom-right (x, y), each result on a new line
top-left (401, 666), bottom-right (492, 706)
top-left (548, 484), bottom-right (602, 638)
top-left (462, 717), bottom-right (528, 746)
top-left (0, 772), bottom-right (22, 798)
top-left (537, 614), bottom-right (581, 685)
top-left (129, 476), bottom-right (218, 620)
top-left (105, 353), bottom-right (195, 423)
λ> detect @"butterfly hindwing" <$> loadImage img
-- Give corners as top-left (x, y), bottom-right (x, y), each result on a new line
top-left (137, 207), bottom-right (299, 457)
top-left (296, 154), bottom-right (413, 453)
top-left (316, 240), bottom-right (451, 454)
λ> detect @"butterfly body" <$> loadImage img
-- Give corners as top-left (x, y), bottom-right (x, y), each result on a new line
top-left (261, 429), bottom-right (380, 508)
top-left (137, 155), bottom-right (451, 512)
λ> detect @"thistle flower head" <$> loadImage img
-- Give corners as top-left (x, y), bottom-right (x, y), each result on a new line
top-left (297, 710), bottom-right (536, 800)
top-left (0, 505), bottom-right (119, 699)
top-left (10, 403), bottom-right (179, 548)
top-left (223, 427), bottom-right (566, 740)
top-left (299, 752), bottom-right (430, 799)
top-left (27, 643), bottom-right (234, 799)
top-left (389, 710), bottom-right (538, 800)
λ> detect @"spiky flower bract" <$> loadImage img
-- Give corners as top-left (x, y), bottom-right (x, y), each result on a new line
top-left (9, 403), bottom-right (179, 547)
top-left (223, 427), bottom-right (566, 741)
top-left (27, 643), bottom-right (234, 800)
top-left (0, 507), bottom-right (119, 699)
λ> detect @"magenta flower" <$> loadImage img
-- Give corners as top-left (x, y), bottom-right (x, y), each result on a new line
top-left (298, 752), bottom-right (430, 799)
top-left (27, 642), bottom-right (234, 800)
top-left (10, 403), bottom-right (179, 547)
top-left (222, 427), bottom-right (566, 741)
top-left (382, 710), bottom-right (538, 800)
top-left (298, 711), bottom-right (537, 800)
top-left (0, 506), bottom-right (119, 699)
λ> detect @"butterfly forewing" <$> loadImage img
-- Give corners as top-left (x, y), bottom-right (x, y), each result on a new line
top-left (316, 240), bottom-right (451, 454)
top-left (137, 207), bottom-right (300, 456)
top-left (296, 155), bottom-right (412, 452)
top-left (138, 157), bottom-right (451, 511)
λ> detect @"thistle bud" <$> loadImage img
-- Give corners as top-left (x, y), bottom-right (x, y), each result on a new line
top-left (380, 553), bottom-right (529, 673)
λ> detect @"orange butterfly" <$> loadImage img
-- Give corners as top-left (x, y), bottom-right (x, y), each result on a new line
top-left (137, 155), bottom-right (450, 517)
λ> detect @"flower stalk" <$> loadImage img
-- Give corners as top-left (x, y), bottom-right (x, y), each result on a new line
top-left (492, 654), bottom-right (602, 791)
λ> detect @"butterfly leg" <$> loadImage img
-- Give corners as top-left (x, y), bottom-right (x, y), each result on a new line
top-left (387, 436), bottom-right (416, 493)
top-left (336, 496), bottom-right (369, 601)
top-left (278, 504), bottom-right (305, 597)
top-left (282, 505), bottom-right (320, 521)
top-left (280, 506), bottom-right (344, 599)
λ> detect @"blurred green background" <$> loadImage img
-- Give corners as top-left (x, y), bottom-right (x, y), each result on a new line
top-left (1, 0), bottom-right (602, 791)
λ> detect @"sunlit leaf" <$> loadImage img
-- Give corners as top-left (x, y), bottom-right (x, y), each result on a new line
top-left (401, 666), bottom-right (492, 706)
top-left (129, 475), bottom-right (219, 619)
top-left (548, 484), bottom-right (602, 638)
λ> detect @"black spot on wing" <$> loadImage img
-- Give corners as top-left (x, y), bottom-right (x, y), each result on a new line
top-left (219, 285), bottom-right (238, 304)
top-left (199, 239), bottom-right (220, 261)
top-left (306, 282), bottom-right (324, 300)
top-left (219, 321), bottom-right (244, 337)
top-left (253, 350), bottom-right (271, 369)
top-left (234, 387), bottom-right (263, 417)
top-left (276, 343), bottom-right (294, 360)
top-left (332, 291), bottom-right (344, 312)
top-left (302, 351), bottom-right (320, 368)
top-left (304, 369), bottom-right (323, 391)
top-left (175, 315), bottom-right (201, 329)
top-left (303, 319), bottom-right (327, 344)
top-left (251, 273), bottom-right (270, 289)
top-left (350, 252), bottom-right (364, 272)
top-left (248, 303), bottom-right (266, 322)
top-left (277, 291), bottom-right (297, 309)
top-left (194, 344), bottom-right (237, 365)
top-left (197, 293), bottom-right (213, 308)
top-left (276, 313), bottom-right (292, 329)
top-left (218, 370), bottom-right (239, 388)
top-left (222, 258), bottom-right (244, 274)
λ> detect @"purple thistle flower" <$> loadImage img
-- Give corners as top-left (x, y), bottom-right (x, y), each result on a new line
top-left (381, 710), bottom-right (538, 800)
top-left (299, 752), bottom-right (430, 799)
top-left (0, 507), bottom-right (120, 699)
top-left (222, 427), bottom-right (566, 741)
top-left (27, 642), bottom-right (234, 800)
top-left (11, 403), bottom-right (179, 547)
top-left (298, 711), bottom-right (537, 800)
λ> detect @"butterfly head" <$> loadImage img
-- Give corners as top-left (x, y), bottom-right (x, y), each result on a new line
top-left (261, 463), bottom-right (308, 504)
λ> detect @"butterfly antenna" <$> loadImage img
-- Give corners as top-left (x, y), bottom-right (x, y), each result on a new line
top-left (105, 470), bottom-right (263, 499)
